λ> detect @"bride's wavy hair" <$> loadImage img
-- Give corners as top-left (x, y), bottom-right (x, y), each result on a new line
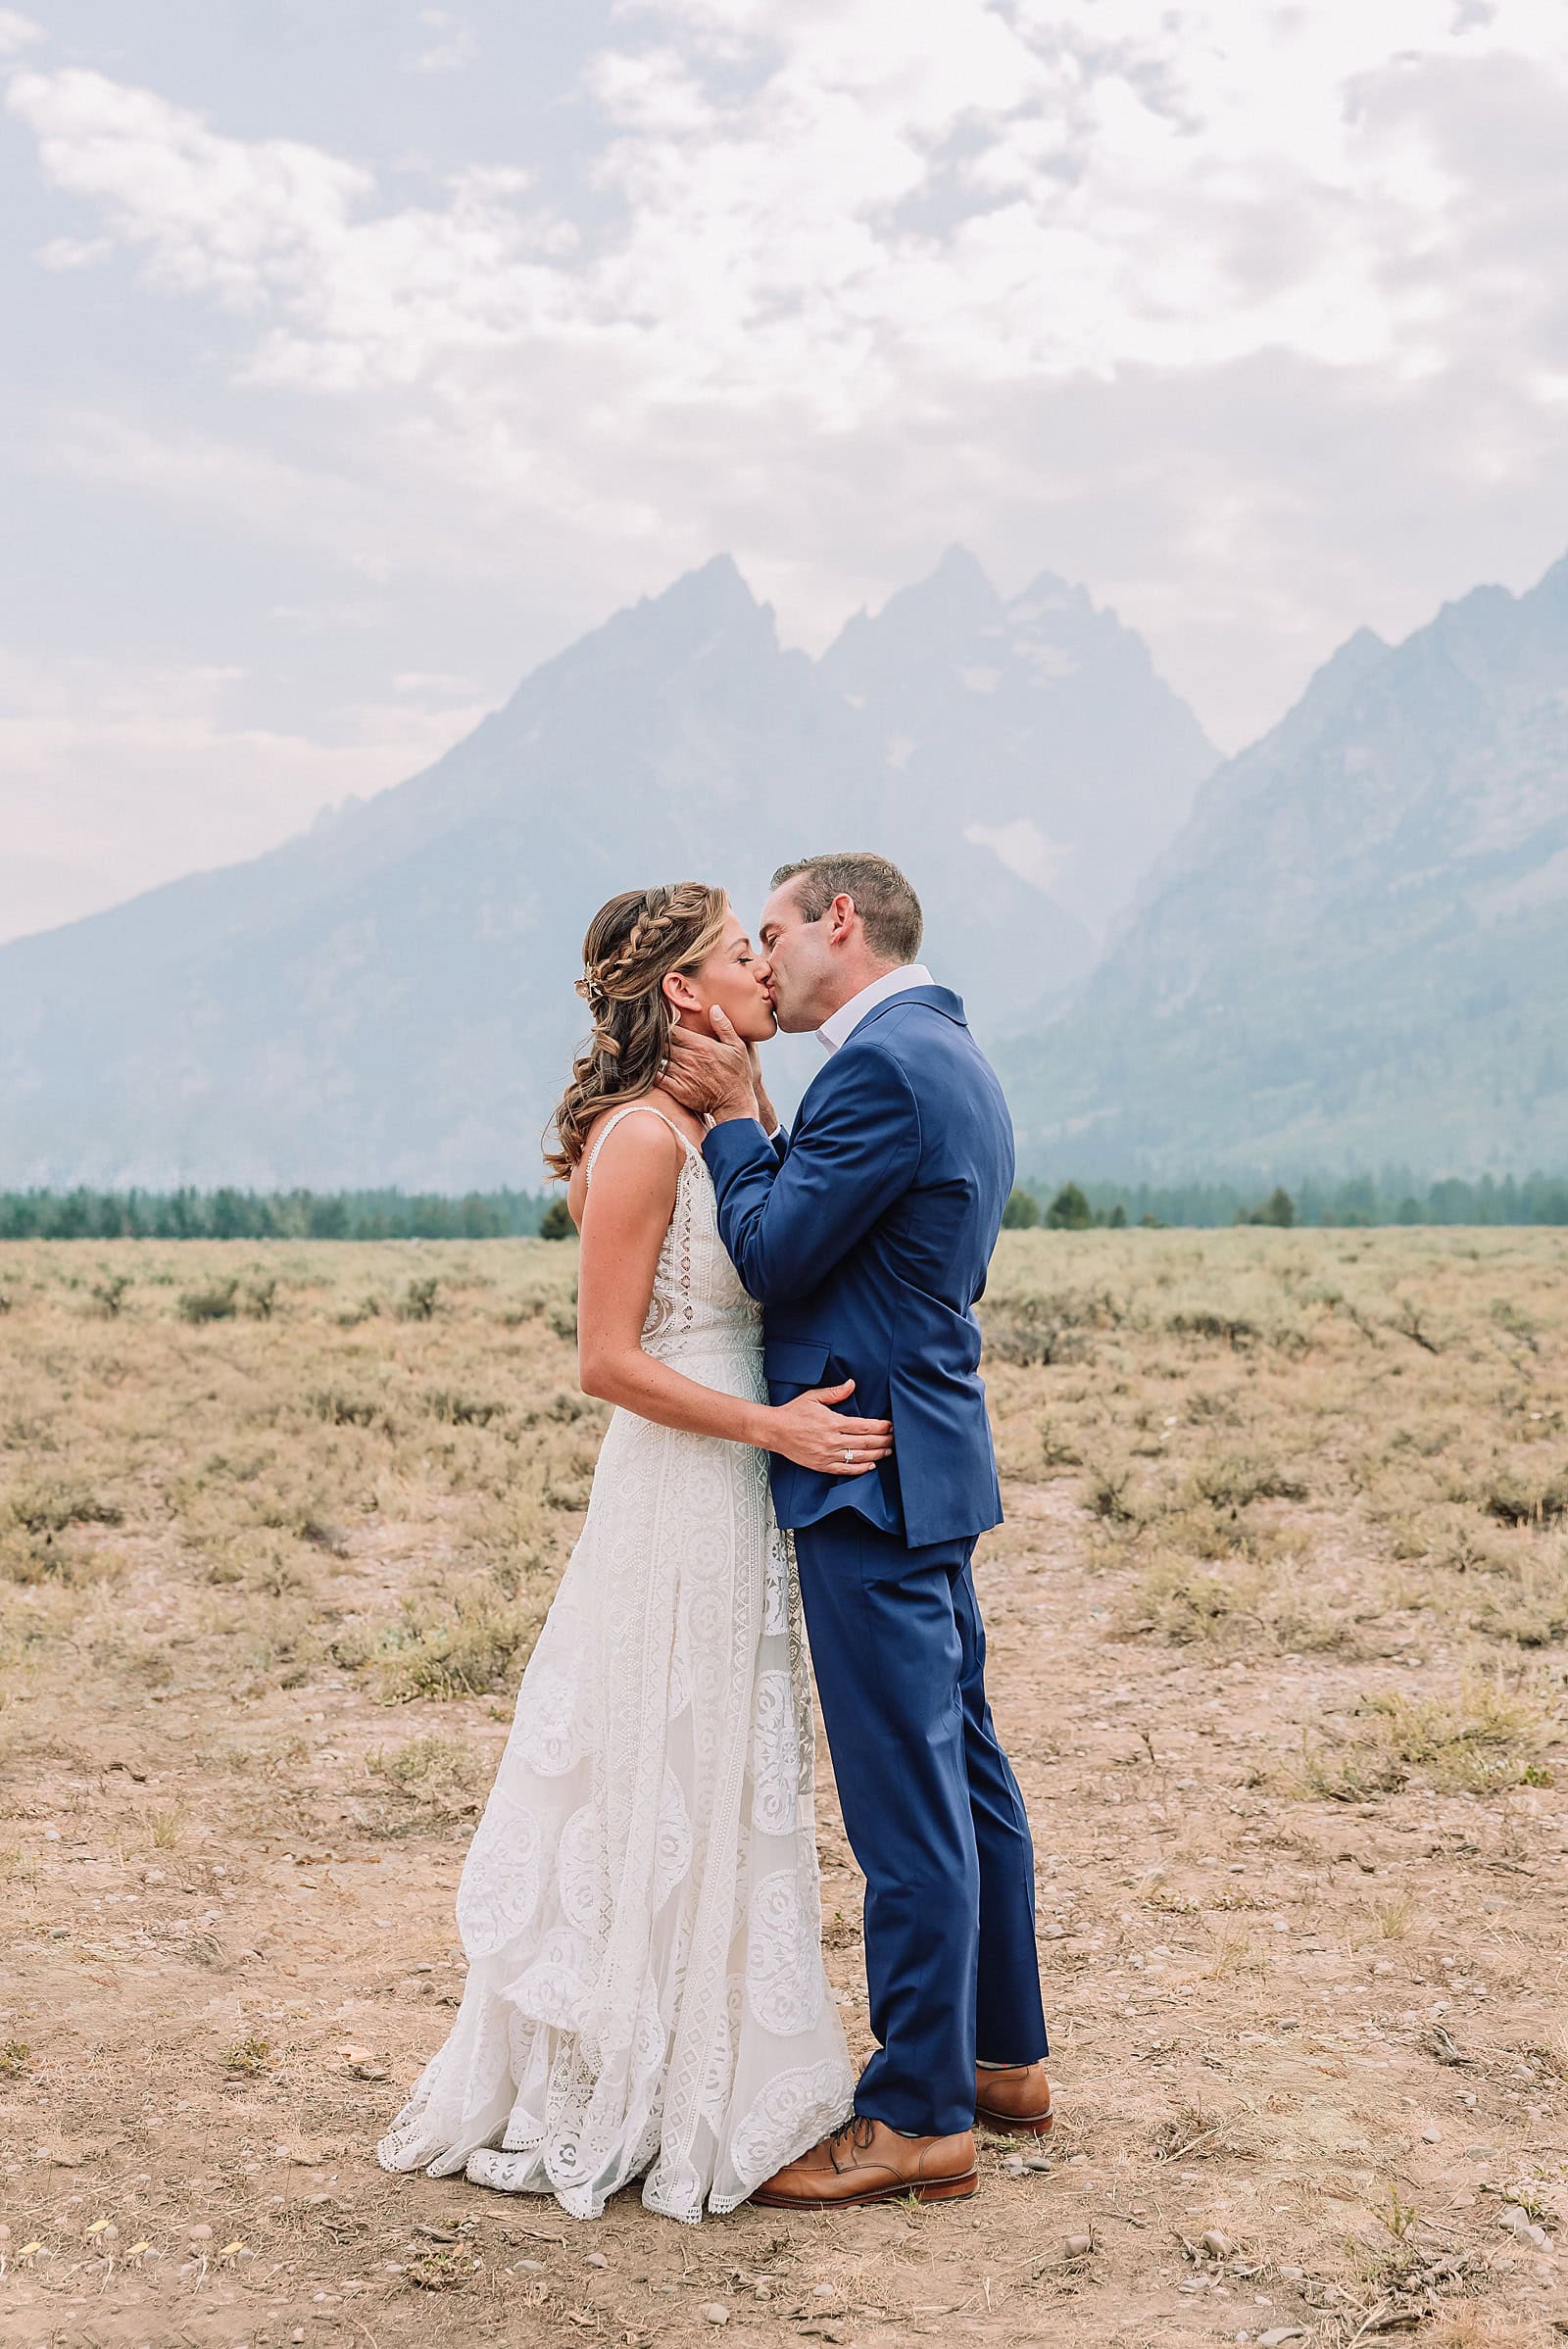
top-left (545, 881), bottom-right (728, 1178)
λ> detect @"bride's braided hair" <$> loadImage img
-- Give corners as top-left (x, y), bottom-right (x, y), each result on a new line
top-left (545, 882), bottom-right (728, 1177)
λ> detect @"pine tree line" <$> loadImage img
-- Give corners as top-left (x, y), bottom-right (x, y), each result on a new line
top-left (1009, 1170), bottom-right (1568, 1230)
top-left (4, 1167), bottom-right (1567, 1243)
top-left (0, 1187), bottom-right (549, 1242)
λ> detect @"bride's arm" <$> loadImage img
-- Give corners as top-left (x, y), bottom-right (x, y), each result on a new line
top-left (574, 1116), bottom-right (892, 1476)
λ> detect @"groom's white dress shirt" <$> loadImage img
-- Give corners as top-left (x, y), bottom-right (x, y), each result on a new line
top-left (752, 965), bottom-right (935, 1138)
top-left (816, 964), bottom-right (934, 1054)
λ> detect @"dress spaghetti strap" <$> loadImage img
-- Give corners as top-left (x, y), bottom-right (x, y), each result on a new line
top-left (583, 1101), bottom-right (703, 1186)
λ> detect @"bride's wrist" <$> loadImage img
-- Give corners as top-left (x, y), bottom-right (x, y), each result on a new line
top-left (746, 1402), bottom-right (777, 1450)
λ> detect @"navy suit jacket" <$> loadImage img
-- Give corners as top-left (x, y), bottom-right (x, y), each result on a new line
top-left (703, 985), bottom-right (1013, 1548)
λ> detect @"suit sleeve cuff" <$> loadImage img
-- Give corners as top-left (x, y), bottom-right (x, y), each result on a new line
top-left (702, 1115), bottom-right (778, 1178)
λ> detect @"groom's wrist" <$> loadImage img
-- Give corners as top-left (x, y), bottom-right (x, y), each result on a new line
top-left (709, 1091), bottom-right (759, 1125)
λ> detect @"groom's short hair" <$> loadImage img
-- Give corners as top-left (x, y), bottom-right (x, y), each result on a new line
top-left (772, 854), bottom-right (923, 965)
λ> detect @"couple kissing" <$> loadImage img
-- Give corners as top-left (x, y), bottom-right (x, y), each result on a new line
top-left (378, 852), bottom-right (1052, 2222)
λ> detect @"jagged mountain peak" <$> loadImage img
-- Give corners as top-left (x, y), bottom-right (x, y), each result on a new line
top-left (1287, 619), bottom-right (1391, 722)
top-left (513, 553), bottom-right (776, 711)
top-left (1005, 541), bottom-right (1568, 1178)
top-left (1004, 569), bottom-right (1162, 687)
top-left (621, 551), bottom-right (773, 647)
top-left (0, 545), bottom-right (1221, 1186)
top-left (830, 547), bottom-right (1004, 660)
top-left (819, 547), bottom-right (1218, 942)
top-left (930, 541), bottom-right (996, 592)
top-left (1006, 569), bottom-right (1092, 620)
top-left (1417, 559), bottom-right (1568, 692)
top-left (1189, 622), bottom-right (1390, 819)
top-left (642, 550), bottom-right (760, 622)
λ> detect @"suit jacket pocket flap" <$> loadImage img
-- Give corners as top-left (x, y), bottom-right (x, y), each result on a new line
top-left (762, 1337), bottom-right (830, 1388)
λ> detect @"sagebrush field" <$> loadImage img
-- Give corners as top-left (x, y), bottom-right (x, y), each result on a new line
top-left (2, 1230), bottom-right (1566, 2348)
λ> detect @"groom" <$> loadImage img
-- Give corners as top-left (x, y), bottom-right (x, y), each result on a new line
top-left (666, 853), bottom-right (1050, 2209)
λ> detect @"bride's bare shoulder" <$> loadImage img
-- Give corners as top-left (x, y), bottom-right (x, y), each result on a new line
top-left (566, 1099), bottom-right (686, 1220)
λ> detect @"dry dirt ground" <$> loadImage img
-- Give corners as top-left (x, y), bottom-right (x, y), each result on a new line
top-left (2, 1229), bottom-right (1567, 2349)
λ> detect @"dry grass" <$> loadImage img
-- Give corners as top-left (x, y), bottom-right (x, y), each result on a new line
top-left (2, 1227), bottom-right (1567, 2348)
top-left (1285, 1681), bottom-right (1556, 1803)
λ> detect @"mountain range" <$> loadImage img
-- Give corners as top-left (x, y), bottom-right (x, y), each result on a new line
top-left (4, 542), bottom-right (1564, 1190)
top-left (1005, 552), bottom-right (1568, 1177)
top-left (0, 551), bottom-right (1215, 1188)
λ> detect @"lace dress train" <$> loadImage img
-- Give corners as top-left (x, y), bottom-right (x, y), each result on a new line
top-left (377, 1105), bottom-right (855, 2221)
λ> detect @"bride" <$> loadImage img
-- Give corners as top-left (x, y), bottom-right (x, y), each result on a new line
top-left (377, 881), bottom-right (888, 2222)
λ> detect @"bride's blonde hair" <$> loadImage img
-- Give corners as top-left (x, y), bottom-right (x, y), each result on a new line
top-left (545, 881), bottom-right (728, 1178)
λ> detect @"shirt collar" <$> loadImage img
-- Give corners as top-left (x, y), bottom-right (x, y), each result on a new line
top-left (817, 964), bottom-right (934, 1053)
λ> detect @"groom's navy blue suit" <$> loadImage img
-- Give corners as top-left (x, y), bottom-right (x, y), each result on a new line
top-left (704, 984), bottom-right (1048, 2138)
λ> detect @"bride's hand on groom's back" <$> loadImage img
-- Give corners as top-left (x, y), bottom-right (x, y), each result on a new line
top-left (765, 1380), bottom-right (894, 1476)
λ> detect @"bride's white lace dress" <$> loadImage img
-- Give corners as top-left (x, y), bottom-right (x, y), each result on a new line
top-left (377, 1103), bottom-right (855, 2222)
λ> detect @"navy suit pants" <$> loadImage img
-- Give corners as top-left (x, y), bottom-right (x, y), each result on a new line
top-left (791, 1512), bottom-right (1049, 2137)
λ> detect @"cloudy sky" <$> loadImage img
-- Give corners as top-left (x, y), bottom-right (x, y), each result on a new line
top-left (4, 0), bottom-right (1568, 943)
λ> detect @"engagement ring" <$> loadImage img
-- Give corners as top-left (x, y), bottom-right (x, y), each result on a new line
top-left (844, 1448), bottom-right (855, 1463)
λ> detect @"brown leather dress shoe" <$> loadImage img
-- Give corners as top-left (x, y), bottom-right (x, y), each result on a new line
top-left (751, 2115), bottom-right (978, 2210)
top-left (974, 2060), bottom-right (1054, 2137)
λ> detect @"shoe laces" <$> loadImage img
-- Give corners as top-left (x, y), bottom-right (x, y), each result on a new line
top-left (827, 2115), bottom-right (877, 2168)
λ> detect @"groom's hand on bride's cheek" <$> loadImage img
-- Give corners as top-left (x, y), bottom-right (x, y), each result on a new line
top-left (665, 1008), bottom-right (757, 1121)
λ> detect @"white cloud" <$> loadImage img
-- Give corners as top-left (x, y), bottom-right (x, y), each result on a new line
top-left (401, 9), bottom-right (477, 74)
top-left (0, 10), bottom-right (41, 59)
top-left (14, 8), bottom-right (1568, 412)
top-left (6, 0), bottom-right (1568, 812)
top-left (35, 232), bottom-right (110, 269)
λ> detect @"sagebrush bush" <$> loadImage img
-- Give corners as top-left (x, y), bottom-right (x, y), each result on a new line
top-left (178, 1278), bottom-right (239, 1324)
top-left (334, 1581), bottom-right (542, 1702)
top-left (1285, 1680), bottom-right (1557, 1801)
top-left (1484, 1465), bottom-right (1568, 1528)
top-left (309, 1389), bottom-right (385, 1430)
top-left (1188, 1452), bottom-right (1309, 1510)
top-left (5, 1477), bottom-right (122, 1536)
top-left (424, 1390), bottom-right (508, 1428)
top-left (368, 1734), bottom-right (485, 1823)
